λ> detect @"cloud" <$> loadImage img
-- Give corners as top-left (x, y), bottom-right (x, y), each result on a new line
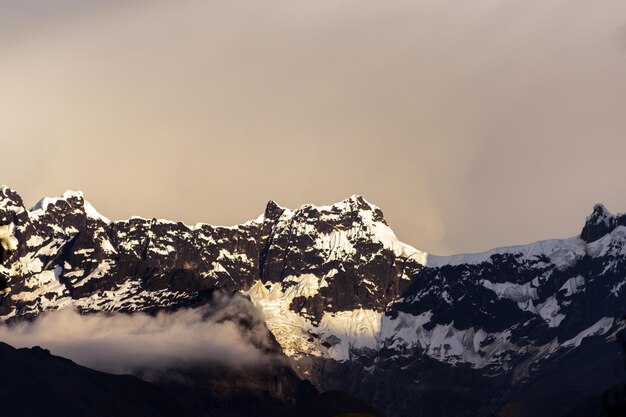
top-left (0, 293), bottom-right (277, 374)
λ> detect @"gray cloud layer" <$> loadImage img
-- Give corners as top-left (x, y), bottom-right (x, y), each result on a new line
top-left (0, 294), bottom-right (275, 373)
top-left (1, 0), bottom-right (625, 254)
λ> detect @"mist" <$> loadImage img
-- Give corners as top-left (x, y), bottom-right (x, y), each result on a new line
top-left (0, 293), bottom-right (276, 374)
top-left (0, 0), bottom-right (625, 254)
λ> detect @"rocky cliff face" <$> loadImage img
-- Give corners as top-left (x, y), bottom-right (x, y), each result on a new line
top-left (0, 185), bottom-right (624, 416)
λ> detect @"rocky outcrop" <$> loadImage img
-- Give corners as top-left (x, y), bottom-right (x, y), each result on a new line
top-left (581, 204), bottom-right (626, 243)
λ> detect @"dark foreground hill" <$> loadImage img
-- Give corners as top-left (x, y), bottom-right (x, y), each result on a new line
top-left (0, 340), bottom-right (385, 417)
top-left (0, 342), bottom-right (197, 417)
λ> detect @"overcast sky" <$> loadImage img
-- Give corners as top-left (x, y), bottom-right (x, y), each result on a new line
top-left (1, 0), bottom-right (625, 254)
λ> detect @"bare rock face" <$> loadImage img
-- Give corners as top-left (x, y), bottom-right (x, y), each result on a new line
top-left (1, 186), bottom-right (625, 417)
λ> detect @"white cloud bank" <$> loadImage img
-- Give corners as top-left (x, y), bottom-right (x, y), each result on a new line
top-left (0, 294), bottom-right (277, 374)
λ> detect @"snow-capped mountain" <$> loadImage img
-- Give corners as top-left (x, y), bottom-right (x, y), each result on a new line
top-left (0, 186), bottom-right (623, 416)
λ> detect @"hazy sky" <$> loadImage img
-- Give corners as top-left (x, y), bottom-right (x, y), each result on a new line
top-left (1, 0), bottom-right (625, 255)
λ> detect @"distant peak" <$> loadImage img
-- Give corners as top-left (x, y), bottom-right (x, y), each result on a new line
top-left (61, 190), bottom-right (85, 200)
top-left (29, 190), bottom-right (110, 224)
top-left (299, 195), bottom-right (381, 214)
top-left (581, 203), bottom-right (626, 243)
top-left (0, 185), bottom-right (22, 202)
top-left (31, 190), bottom-right (87, 210)
top-left (336, 194), bottom-right (379, 211)
top-left (263, 200), bottom-right (288, 221)
top-left (591, 203), bottom-right (612, 217)
top-left (0, 186), bottom-right (26, 219)
top-left (265, 200), bottom-right (286, 211)
top-left (336, 195), bottom-right (387, 223)
top-left (343, 194), bottom-right (368, 204)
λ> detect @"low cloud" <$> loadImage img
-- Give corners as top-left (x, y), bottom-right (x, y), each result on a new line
top-left (0, 293), bottom-right (276, 374)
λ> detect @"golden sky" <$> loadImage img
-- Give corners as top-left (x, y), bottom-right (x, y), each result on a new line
top-left (1, 0), bottom-right (625, 254)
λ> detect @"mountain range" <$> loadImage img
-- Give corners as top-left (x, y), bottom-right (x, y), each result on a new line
top-left (0, 186), bottom-right (624, 417)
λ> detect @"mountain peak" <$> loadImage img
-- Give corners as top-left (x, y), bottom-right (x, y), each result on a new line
top-left (0, 186), bottom-right (24, 205)
top-left (263, 200), bottom-right (288, 222)
top-left (30, 190), bottom-right (84, 212)
top-left (0, 185), bottom-right (15, 195)
top-left (333, 194), bottom-right (377, 212)
top-left (29, 190), bottom-right (110, 224)
top-left (591, 203), bottom-right (612, 218)
top-left (0, 186), bottom-right (27, 223)
top-left (263, 196), bottom-right (385, 226)
top-left (342, 194), bottom-right (370, 205)
top-left (581, 203), bottom-right (626, 243)
top-left (293, 195), bottom-right (382, 219)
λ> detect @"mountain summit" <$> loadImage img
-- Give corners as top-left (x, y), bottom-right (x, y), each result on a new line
top-left (581, 203), bottom-right (626, 243)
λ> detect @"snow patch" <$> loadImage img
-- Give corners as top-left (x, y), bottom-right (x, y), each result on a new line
top-left (587, 226), bottom-right (626, 258)
top-left (482, 280), bottom-right (538, 303)
top-left (84, 201), bottom-right (110, 224)
top-left (74, 261), bottom-right (113, 287)
top-left (536, 296), bottom-right (565, 328)
top-left (428, 237), bottom-right (585, 269)
top-left (318, 309), bottom-right (383, 361)
top-left (611, 281), bottom-right (626, 297)
top-left (26, 235), bottom-right (44, 247)
top-left (0, 223), bottom-right (18, 251)
top-left (315, 230), bottom-right (357, 260)
top-left (559, 276), bottom-right (585, 297)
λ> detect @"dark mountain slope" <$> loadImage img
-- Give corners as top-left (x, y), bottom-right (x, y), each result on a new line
top-left (0, 342), bottom-right (201, 417)
top-left (284, 390), bottom-right (386, 417)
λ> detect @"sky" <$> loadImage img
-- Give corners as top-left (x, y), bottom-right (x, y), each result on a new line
top-left (0, 0), bottom-right (625, 255)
